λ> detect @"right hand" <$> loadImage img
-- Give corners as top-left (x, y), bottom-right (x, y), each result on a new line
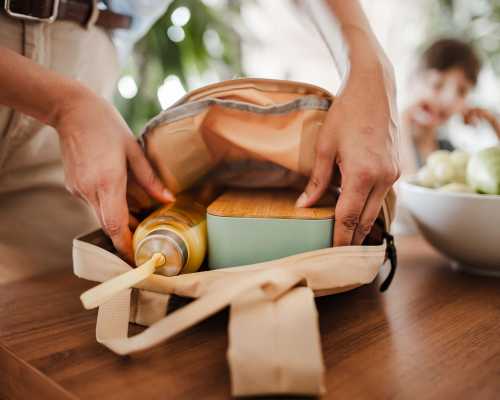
top-left (54, 87), bottom-right (174, 262)
top-left (463, 107), bottom-right (499, 131)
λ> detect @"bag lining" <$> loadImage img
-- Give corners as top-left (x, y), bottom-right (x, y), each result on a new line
top-left (141, 96), bottom-right (332, 138)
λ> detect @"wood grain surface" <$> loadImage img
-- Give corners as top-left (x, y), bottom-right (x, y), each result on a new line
top-left (0, 235), bottom-right (499, 400)
top-left (207, 189), bottom-right (335, 219)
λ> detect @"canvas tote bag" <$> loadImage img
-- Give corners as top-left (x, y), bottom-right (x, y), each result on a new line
top-left (73, 78), bottom-right (397, 397)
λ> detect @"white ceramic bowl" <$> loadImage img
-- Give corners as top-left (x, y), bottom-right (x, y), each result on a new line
top-left (399, 179), bottom-right (500, 276)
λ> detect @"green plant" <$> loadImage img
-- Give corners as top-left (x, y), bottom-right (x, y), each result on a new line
top-left (114, 0), bottom-right (244, 134)
top-left (427, 0), bottom-right (500, 71)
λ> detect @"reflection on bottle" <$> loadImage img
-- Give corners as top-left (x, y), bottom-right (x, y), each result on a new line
top-left (132, 196), bottom-right (207, 276)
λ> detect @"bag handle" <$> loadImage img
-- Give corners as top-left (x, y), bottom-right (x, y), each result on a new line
top-left (96, 268), bottom-right (305, 355)
top-left (81, 253), bottom-right (166, 310)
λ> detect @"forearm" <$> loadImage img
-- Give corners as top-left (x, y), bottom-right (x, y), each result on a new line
top-left (485, 113), bottom-right (500, 138)
top-left (328, 1), bottom-right (398, 135)
top-left (492, 125), bottom-right (500, 139)
top-left (0, 46), bottom-right (89, 128)
top-left (491, 115), bottom-right (500, 138)
top-left (305, 0), bottom-right (394, 91)
top-left (324, 0), bottom-right (388, 72)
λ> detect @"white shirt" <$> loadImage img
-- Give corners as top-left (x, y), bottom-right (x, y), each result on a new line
top-left (107, 0), bottom-right (172, 63)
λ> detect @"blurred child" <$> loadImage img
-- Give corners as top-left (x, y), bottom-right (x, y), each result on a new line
top-left (399, 38), bottom-right (500, 175)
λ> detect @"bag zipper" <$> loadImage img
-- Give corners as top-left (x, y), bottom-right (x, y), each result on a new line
top-left (379, 232), bottom-right (397, 292)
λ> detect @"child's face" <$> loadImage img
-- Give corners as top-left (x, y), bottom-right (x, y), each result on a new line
top-left (410, 67), bottom-right (474, 129)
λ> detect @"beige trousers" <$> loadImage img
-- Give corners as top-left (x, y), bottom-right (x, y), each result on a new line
top-left (0, 14), bottom-right (120, 283)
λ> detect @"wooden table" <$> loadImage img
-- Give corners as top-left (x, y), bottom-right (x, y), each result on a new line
top-left (1, 235), bottom-right (499, 400)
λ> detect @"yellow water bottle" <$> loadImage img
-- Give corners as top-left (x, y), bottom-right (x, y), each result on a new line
top-left (133, 195), bottom-right (207, 276)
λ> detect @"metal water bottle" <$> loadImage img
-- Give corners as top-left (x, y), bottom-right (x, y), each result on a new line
top-left (132, 196), bottom-right (207, 276)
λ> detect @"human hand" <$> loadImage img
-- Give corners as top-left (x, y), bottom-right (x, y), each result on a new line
top-left (463, 107), bottom-right (500, 134)
top-left (296, 65), bottom-right (400, 246)
top-left (54, 87), bottom-right (174, 262)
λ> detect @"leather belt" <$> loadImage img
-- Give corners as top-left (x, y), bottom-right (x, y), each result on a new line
top-left (3, 0), bottom-right (132, 29)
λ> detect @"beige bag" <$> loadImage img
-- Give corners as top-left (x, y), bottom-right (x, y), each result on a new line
top-left (73, 78), bottom-right (397, 397)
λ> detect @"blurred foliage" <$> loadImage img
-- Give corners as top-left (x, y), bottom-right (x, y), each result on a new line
top-left (427, 0), bottom-right (500, 72)
top-left (114, 0), bottom-right (244, 134)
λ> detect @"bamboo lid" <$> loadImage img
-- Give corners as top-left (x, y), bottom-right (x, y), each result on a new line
top-left (207, 189), bottom-right (335, 220)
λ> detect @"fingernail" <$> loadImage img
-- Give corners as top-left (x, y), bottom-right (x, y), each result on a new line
top-left (163, 189), bottom-right (175, 201)
top-left (295, 192), bottom-right (308, 208)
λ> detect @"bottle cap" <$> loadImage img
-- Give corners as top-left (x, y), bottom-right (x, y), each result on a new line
top-left (134, 229), bottom-right (188, 276)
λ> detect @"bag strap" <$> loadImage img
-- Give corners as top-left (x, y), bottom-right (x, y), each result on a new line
top-left (81, 253), bottom-right (165, 310)
top-left (229, 285), bottom-right (325, 396)
top-left (95, 268), bottom-right (306, 355)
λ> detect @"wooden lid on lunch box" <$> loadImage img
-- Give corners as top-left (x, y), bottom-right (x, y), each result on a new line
top-left (207, 189), bottom-right (335, 220)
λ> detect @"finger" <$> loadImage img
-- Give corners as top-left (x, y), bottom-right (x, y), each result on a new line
top-left (80, 189), bottom-right (104, 229)
top-left (463, 111), bottom-right (471, 125)
top-left (97, 181), bottom-right (134, 263)
top-left (129, 214), bottom-right (140, 230)
top-left (127, 141), bottom-right (175, 204)
top-left (469, 110), bottom-right (480, 125)
top-left (333, 172), bottom-right (374, 246)
top-left (127, 175), bottom-right (156, 213)
top-left (352, 184), bottom-right (389, 245)
top-left (464, 114), bottom-right (477, 126)
top-left (296, 150), bottom-right (334, 208)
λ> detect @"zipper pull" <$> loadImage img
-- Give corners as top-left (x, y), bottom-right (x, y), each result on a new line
top-left (379, 232), bottom-right (397, 292)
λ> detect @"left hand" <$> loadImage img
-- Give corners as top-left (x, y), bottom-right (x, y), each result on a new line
top-left (463, 107), bottom-right (499, 130)
top-left (296, 64), bottom-right (400, 246)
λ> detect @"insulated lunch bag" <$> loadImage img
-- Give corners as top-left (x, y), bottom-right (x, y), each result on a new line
top-left (73, 78), bottom-right (397, 397)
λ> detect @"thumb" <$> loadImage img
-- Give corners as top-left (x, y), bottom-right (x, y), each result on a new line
top-left (296, 150), bottom-right (334, 208)
top-left (127, 141), bottom-right (175, 204)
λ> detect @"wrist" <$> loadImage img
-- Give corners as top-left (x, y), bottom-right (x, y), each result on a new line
top-left (340, 25), bottom-right (395, 89)
top-left (350, 52), bottom-right (395, 88)
top-left (342, 62), bottom-right (396, 102)
top-left (344, 54), bottom-right (396, 104)
top-left (48, 80), bottom-right (95, 132)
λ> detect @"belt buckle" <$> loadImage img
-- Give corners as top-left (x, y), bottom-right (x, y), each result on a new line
top-left (4, 0), bottom-right (60, 23)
